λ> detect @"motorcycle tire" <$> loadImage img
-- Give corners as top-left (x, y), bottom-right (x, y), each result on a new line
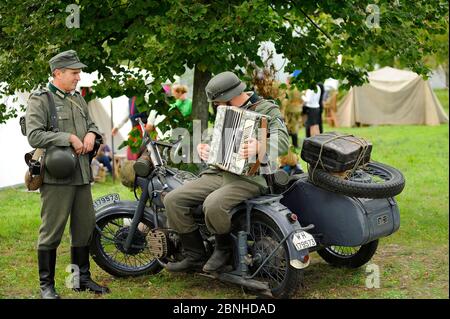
top-left (317, 240), bottom-right (379, 268)
top-left (309, 161), bottom-right (405, 199)
top-left (90, 212), bottom-right (163, 277)
top-left (233, 212), bottom-right (304, 299)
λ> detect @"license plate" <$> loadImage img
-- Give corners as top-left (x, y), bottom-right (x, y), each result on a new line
top-left (292, 231), bottom-right (316, 250)
top-left (93, 193), bottom-right (120, 210)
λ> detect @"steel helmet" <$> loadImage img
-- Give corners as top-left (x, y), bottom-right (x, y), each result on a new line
top-left (205, 71), bottom-right (246, 102)
top-left (45, 146), bottom-right (77, 179)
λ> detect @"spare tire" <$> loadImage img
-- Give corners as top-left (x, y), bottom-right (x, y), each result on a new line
top-left (309, 161), bottom-right (405, 199)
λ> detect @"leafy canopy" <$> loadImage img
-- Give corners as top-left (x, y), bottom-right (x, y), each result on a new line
top-left (0, 0), bottom-right (447, 124)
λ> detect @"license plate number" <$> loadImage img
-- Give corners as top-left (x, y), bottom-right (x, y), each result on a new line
top-left (93, 193), bottom-right (120, 210)
top-left (292, 231), bottom-right (316, 250)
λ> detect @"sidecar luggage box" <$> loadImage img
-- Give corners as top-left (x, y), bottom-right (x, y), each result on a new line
top-left (280, 177), bottom-right (400, 247)
top-left (300, 132), bottom-right (372, 172)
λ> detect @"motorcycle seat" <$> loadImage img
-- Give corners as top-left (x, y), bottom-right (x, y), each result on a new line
top-left (192, 204), bottom-right (204, 217)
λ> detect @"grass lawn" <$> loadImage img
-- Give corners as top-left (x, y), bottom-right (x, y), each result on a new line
top-left (0, 90), bottom-right (448, 299)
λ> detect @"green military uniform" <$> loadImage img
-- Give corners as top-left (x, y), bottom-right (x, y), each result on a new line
top-left (26, 83), bottom-right (101, 249)
top-left (164, 94), bottom-right (289, 235)
top-left (29, 50), bottom-right (109, 298)
top-left (26, 50), bottom-right (101, 250)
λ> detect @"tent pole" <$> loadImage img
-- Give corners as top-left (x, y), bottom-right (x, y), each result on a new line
top-left (110, 98), bottom-right (115, 183)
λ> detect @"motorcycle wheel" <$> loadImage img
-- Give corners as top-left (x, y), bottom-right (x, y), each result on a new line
top-left (233, 212), bottom-right (304, 299)
top-left (317, 240), bottom-right (379, 268)
top-left (309, 161), bottom-right (405, 199)
top-left (90, 212), bottom-right (163, 277)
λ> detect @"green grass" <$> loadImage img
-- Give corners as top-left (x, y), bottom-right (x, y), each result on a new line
top-left (435, 88), bottom-right (449, 115)
top-left (0, 90), bottom-right (448, 299)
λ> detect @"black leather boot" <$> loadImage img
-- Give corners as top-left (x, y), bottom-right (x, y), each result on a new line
top-left (38, 249), bottom-right (60, 299)
top-left (166, 229), bottom-right (207, 272)
top-left (203, 233), bottom-right (232, 273)
top-left (71, 246), bottom-right (110, 294)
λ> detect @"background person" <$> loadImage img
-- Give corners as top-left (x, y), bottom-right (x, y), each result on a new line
top-left (169, 84), bottom-right (192, 117)
top-left (302, 84), bottom-right (323, 137)
top-left (96, 133), bottom-right (113, 174)
top-left (111, 96), bottom-right (149, 160)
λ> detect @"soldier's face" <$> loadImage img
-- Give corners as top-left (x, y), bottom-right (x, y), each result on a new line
top-left (54, 68), bottom-right (81, 92)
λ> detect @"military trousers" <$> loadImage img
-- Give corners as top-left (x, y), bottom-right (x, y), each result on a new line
top-left (37, 184), bottom-right (96, 250)
top-left (163, 173), bottom-right (262, 235)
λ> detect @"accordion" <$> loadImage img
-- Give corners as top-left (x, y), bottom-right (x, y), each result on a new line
top-left (207, 105), bottom-right (268, 176)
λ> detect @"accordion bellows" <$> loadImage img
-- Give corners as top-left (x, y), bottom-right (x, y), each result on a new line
top-left (301, 132), bottom-right (372, 172)
top-left (208, 105), bottom-right (267, 175)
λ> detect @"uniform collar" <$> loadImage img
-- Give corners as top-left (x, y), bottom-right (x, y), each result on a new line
top-left (241, 91), bottom-right (261, 110)
top-left (48, 82), bottom-right (76, 99)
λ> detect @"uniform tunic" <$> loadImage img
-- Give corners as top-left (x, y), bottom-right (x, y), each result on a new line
top-left (25, 83), bottom-right (101, 249)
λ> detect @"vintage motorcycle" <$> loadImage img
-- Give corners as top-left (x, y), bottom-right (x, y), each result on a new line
top-left (90, 120), bottom-right (405, 298)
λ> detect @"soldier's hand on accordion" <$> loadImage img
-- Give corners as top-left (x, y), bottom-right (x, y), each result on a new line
top-left (239, 137), bottom-right (261, 159)
top-left (197, 143), bottom-right (210, 161)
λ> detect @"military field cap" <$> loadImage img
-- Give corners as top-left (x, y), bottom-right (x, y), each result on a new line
top-left (49, 50), bottom-right (87, 72)
top-left (205, 71), bottom-right (246, 102)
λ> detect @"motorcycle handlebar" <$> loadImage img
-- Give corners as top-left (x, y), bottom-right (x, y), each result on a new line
top-left (154, 137), bottom-right (182, 149)
top-left (137, 116), bottom-right (182, 149)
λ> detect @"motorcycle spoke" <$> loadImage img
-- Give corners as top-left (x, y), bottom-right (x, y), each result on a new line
top-left (261, 263), bottom-right (285, 280)
top-left (259, 265), bottom-right (279, 287)
top-left (328, 245), bottom-right (360, 257)
top-left (103, 224), bottom-right (118, 237)
top-left (97, 216), bottom-right (158, 271)
top-left (110, 220), bottom-right (124, 228)
top-left (109, 249), bottom-right (121, 263)
top-left (134, 252), bottom-right (150, 266)
top-left (248, 221), bottom-right (287, 288)
top-left (124, 251), bottom-right (133, 266)
top-left (102, 230), bottom-right (118, 242)
top-left (347, 165), bottom-right (394, 185)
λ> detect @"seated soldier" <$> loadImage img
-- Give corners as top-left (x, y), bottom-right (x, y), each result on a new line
top-left (163, 71), bottom-right (289, 273)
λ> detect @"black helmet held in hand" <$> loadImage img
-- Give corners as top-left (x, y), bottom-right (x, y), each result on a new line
top-left (45, 146), bottom-right (77, 179)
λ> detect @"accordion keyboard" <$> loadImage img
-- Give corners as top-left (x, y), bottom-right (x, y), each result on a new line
top-left (208, 105), bottom-right (267, 175)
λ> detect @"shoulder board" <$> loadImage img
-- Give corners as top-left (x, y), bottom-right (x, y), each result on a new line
top-left (257, 99), bottom-right (280, 111)
top-left (31, 88), bottom-right (49, 96)
top-left (261, 99), bottom-right (279, 107)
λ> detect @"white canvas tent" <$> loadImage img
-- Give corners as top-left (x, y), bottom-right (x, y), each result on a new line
top-left (0, 91), bottom-right (32, 188)
top-left (336, 67), bottom-right (449, 127)
top-left (77, 71), bottom-right (129, 153)
top-left (87, 97), bottom-right (129, 153)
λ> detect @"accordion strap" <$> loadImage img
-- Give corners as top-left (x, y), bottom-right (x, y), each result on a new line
top-left (248, 117), bottom-right (268, 176)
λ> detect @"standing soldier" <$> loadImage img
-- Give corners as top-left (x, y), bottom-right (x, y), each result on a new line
top-left (25, 50), bottom-right (110, 299)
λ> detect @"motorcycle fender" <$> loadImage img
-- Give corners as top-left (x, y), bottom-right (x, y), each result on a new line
top-left (94, 200), bottom-right (166, 227)
top-left (231, 201), bottom-right (311, 270)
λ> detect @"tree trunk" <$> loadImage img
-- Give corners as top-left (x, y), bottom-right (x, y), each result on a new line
top-left (192, 65), bottom-right (212, 130)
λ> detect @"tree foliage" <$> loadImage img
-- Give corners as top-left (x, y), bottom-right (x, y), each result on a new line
top-left (0, 0), bottom-right (448, 125)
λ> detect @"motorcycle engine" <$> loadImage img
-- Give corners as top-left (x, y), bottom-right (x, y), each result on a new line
top-left (146, 229), bottom-right (169, 259)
